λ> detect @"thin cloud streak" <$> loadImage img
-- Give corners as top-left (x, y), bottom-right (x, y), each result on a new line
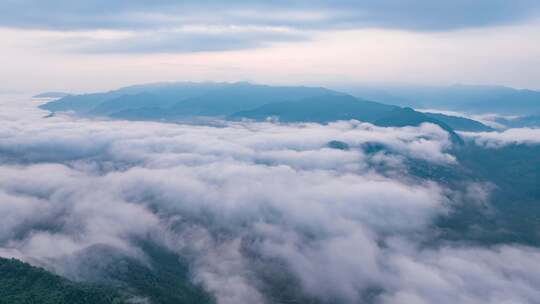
top-left (461, 128), bottom-right (540, 148)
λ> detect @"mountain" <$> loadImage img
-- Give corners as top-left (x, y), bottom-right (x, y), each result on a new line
top-left (375, 107), bottom-right (464, 144)
top-left (0, 243), bottom-right (214, 304)
top-left (89, 83), bottom-right (237, 116)
top-left (229, 94), bottom-right (397, 123)
top-left (59, 243), bottom-right (214, 304)
top-left (89, 93), bottom-right (168, 116)
top-left (442, 143), bottom-right (540, 245)
top-left (343, 84), bottom-right (540, 115)
top-left (496, 114), bottom-right (540, 128)
top-left (0, 257), bottom-right (125, 304)
top-left (423, 112), bottom-right (494, 132)
top-left (40, 82), bottom-right (229, 114)
top-left (40, 92), bottom-right (124, 113)
top-left (40, 82), bottom-right (493, 137)
top-left (230, 95), bottom-right (478, 143)
top-left (40, 82), bottom-right (335, 118)
top-left (103, 84), bottom-right (337, 120)
top-left (163, 83), bottom-right (337, 117)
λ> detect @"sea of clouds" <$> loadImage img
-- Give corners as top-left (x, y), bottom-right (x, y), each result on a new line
top-left (1, 95), bottom-right (540, 304)
top-left (460, 128), bottom-right (540, 148)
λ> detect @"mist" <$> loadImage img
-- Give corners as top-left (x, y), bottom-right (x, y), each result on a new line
top-left (0, 95), bottom-right (539, 303)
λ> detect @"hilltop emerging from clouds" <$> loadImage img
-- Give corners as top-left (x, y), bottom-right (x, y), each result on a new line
top-left (42, 82), bottom-right (519, 136)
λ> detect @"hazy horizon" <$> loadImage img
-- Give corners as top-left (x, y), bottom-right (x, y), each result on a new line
top-left (5, 80), bottom-right (540, 97)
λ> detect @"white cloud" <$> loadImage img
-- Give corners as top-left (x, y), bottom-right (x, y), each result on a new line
top-left (381, 243), bottom-right (540, 304)
top-left (1, 96), bottom-right (539, 303)
top-left (460, 128), bottom-right (540, 148)
top-left (416, 108), bottom-right (517, 129)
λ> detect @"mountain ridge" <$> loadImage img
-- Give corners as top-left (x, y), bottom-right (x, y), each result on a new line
top-left (40, 82), bottom-right (493, 137)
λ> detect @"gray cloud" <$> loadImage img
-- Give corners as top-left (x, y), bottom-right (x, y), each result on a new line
top-left (2, 1), bottom-right (540, 53)
top-left (63, 29), bottom-right (308, 54)
top-left (1, 95), bottom-right (540, 303)
top-left (3, 1), bottom-right (539, 31)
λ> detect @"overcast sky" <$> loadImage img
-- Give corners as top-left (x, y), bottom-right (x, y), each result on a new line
top-left (1, 0), bottom-right (540, 93)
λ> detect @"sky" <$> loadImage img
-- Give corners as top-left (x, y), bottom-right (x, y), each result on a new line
top-left (1, 0), bottom-right (540, 93)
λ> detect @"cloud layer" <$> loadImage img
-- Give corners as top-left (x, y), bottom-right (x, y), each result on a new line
top-left (2, 1), bottom-right (540, 53)
top-left (461, 128), bottom-right (540, 148)
top-left (3, 1), bottom-right (540, 31)
top-left (1, 96), bottom-right (540, 303)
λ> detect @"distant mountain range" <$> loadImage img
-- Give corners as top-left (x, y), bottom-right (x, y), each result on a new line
top-left (40, 82), bottom-right (501, 142)
top-left (495, 114), bottom-right (540, 128)
top-left (40, 82), bottom-right (335, 116)
top-left (341, 84), bottom-right (540, 116)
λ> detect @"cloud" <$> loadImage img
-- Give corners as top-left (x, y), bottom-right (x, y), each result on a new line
top-left (57, 27), bottom-right (308, 54)
top-left (381, 242), bottom-right (540, 304)
top-left (1, 96), bottom-right (540, 303)
top-left (2, 1), bottom-right (539, 31)
top-left (416, 109), bottom-right (516, 130)
top-left (460, 128), bottom-right (540, 148)
top-left (2, 1), bottom-right (540, 53)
